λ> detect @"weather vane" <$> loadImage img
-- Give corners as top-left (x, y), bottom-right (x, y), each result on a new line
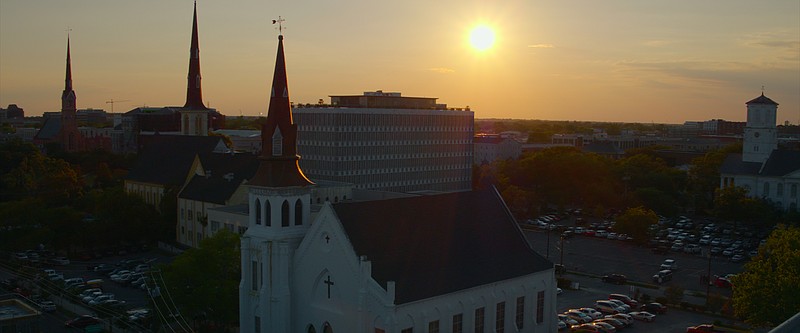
top-left (272, 16), bottom-right (285, 35)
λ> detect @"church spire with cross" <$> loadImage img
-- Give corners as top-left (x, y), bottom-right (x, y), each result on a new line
top-left (249, 22), bottom-right (314, 187)
top-left (62, 35), bottom-right (76, 112)
top-left (183, 1), bottom-right (207, 110)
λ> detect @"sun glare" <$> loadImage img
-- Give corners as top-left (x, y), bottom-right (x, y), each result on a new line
top-left (469, 25), bottom-right (496, 51)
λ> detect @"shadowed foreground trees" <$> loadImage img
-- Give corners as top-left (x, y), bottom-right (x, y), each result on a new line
top-left (613, 206), bottom-right (658, 244)
top-left (162, 230), bottom-right (240, 331)
top-left (732, 225), bottom-right (800, 327)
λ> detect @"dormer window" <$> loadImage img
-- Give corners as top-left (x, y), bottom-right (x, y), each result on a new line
top-left (272, 128), bottom-right (283, 156)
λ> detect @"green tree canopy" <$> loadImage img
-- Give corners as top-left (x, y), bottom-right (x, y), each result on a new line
top-left (732, 225), bottom-right (800, 327)
top-left (162, 229), bottom-right (241, 329)
top-left (613, 206), bottom-right (658, 244)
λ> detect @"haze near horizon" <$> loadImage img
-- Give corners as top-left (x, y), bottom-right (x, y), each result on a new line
top-left (0, 0), bottom-right (798, 124)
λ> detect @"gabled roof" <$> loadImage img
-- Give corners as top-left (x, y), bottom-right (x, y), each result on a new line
top-left (126, 135), bottom-right (223, 186)
top-left (720, 151), bottom-right (800, 177)
top-left (34, 116), bottom-right (61, 141)
top-left (746, 93), bottom-right (778, 106)
top-left (333, 188), bottom-right (551, 304)
top-left (760, 150), bottom-right (800, 176)
top-left (179, 153), bottom-right (259, 204)
top-left (719, 154), bottom-right (762, 175)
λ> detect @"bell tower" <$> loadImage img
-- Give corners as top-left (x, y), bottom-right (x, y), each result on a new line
top-left (742, 92), bottom-right (778, 163)
top-left (180, 1), bottom-right (210, 136)
top-left (239, 28), bottom-right (315, 333)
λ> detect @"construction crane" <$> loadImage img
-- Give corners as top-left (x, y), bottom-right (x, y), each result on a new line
top-left (105, 99), bottom-right (130, 113)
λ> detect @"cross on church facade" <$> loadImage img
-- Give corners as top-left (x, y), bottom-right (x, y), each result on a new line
top-left (324, 275), bottom-right (334, 299)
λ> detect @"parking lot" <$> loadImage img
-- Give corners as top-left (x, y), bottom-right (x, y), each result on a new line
top-left (522, 212), bottom-right (766, 332)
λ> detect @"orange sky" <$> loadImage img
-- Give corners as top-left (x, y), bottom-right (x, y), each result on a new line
top-left (1, 1), bottom-right (798, 124)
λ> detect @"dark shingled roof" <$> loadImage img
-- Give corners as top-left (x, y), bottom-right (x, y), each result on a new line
top-left (333, 189), bottom-right (552, 304)
top-left (746, 93), bottom-right (778, 105)
top-left (760, 150), bottom-right (800, 176)
top-left (179, 153), bottom-right (259, 204)
top-left (126, 135), bottom-right (223, 186)
top-left (720, 151), bottom-right (800, 177)
top-left (719, 154), bottom-right (762, 175)
top-left (34, 116), bottom-right (61, 141)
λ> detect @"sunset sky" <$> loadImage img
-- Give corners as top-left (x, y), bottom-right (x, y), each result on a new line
top-left (1, 0), bottom-right (798, 124)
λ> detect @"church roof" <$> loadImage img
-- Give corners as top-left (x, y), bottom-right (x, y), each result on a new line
top-left (179, 153), bottom-right (259, 204)
top-left (719, 150), bottom-right (800, 177)
top-left (333, 188), bottom-right (551, 304)
top-left (126, 135), bottom-right (223, 186)
top-left (746, 93), bottom-right (779, 106)
top-left (760, 150), bottom-right (800, 176)
top-left (34, 116), bottom-right (61, 141)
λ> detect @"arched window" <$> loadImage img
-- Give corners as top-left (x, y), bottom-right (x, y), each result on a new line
top-left (282, 200), bottom-right (290, 227)
top-left (307, 325), bottom-right (316, 333)
top-left (323, 322), bottom-right (333, 333)
top-left (265, 201), bottom-right (271, 226)
top-left (295, 199), bottom-right (303, 225)
top-left (255, 199), bottom-right (261, 225)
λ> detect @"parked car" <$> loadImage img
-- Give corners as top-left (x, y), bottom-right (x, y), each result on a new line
top-left (652, 270), bottom-right (673, 284)
top-left (711, 276), bottom-right (733, 288)
top-left (51, 257), bottom-right (70, 265)
top-left (686, 324), bottom-right (725, 333)
top-left (604, 313), bottom-right (633, 326)
top-left (591, 320), bottom-right (617, 333)
top-left (601, 274), bottom-right (627, 285)
top-left (570, 324), bottom-right (602, 333)
top-left (660, 259), bottom-right (678, 270)
top-left (609, 293), bottom-right (639, 308)
top-left (565, 310), bottom-right (593, 324)
top-left (578, 308), bottom-right (604, 319)
top-left (607, 299), bottom-right (631, 312)
top-left (559, 314), bottom-right (579, 326)
top-left (64, 315), bottom-right (101, 328)
top-left (38, 300), bottom-right (56, 312)
top-left (628, 311), bottom-right (656, 322)
top-left (594, 301), bottom-right (621, 314)
top-left (641, 302), bottom-right (667, 314)
top-left (89, 294), bottom-right (115, 306)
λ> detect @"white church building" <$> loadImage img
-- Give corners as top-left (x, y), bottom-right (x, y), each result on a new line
top-left (719, 93), bottom-right (800, 211)
top-left (224, 33), bottom-right (557, 333)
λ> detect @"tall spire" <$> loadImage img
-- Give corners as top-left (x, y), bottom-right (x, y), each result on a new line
top-left (61, 36), bottom-right (76, 111)
top-left (183, 1), bottom-right (207, 110)
top-left (249, 33), bottom-right (314, 187)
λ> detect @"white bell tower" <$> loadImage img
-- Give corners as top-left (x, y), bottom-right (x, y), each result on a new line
top-left (742, 92), bottom-right (778, 163)
top-left (239, 30), bottom-right (315, 333)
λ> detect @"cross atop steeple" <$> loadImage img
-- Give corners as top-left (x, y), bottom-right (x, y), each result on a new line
top-left (272, 16), bottom-right (285, 36)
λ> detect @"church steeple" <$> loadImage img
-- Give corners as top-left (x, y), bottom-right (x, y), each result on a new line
top-left (249, 33), bottom-right (314, 187)
top-left (61, 36), bottom-right (76, 112)
top-left (183, 1), bottom-right (207, 110)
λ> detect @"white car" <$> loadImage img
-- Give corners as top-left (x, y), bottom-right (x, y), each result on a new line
top-left (628, 311), bottom-right (656, 322)
top-left (578, 307), bottom-right (603, 319)
top-left (89, 294), bottom-right (115, 306)
top-left (660, 259), bottom-right (678, 271)
top-left (607, 299), bottom-right (631, 312)
top-left (605, 313), bottom-right (634, 326)
top-left (558, 314), bottom-right (579, 326)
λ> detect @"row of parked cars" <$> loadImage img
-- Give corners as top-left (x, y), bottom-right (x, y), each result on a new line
top-left (651, 217), bottom-right (768, 264)
top-left (558, 293), bottom-right (667, 332)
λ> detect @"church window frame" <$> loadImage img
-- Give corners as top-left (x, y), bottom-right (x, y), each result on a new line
top-left (295, 199), bottom-right (303, 225)
top-left (323, 322), bottom-right (333, 333)
top-left (777, 183), bottom-right (783, 196)
top-left (536, 291), bottom-right (545, 324)
top-left (307, 325), bottom-right (317, 333)
top-left (255, 199), bottom-right (262, 225)
top-left (452, 313), bottom-right (463, 333)
top-left (272, 128), bottom-right (283, 156)
top-left (429, 320), bottom-right (439, 333)
top-left (255, 316), bottom-right (261, 332)
top-left (791, 184), bottom-right (797, 198)
top-left (763, 182), bottom-right (770, 197)
top-left (282, 200), bottom-right (290, 227)
top-left (265, 201), bottom-right (272, 226)
top-left (474, 307), bottom-right (484, 333)
top-left (495, 301), bottom-right (505, 333)
top-left (515, 296), bottom-right (524, 330)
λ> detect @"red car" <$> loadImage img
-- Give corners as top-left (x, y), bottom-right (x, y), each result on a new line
top-left (687, 324), bottom-right (725, 333)
top-left (64, 315), bottom-right (102, 328)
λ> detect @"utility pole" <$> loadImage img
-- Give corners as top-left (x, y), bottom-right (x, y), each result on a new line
top-left (105, 99), bottom-right (130, 113)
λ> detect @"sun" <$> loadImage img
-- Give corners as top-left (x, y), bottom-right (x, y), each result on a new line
top-left (469, 25), bottom-right (496, 51)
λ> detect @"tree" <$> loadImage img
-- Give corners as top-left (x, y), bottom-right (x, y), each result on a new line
top-left (713, 186), bottom-right (771, 225)
top-left (731, 225), bottom-right (800, 327)
top-left (613, 206), bottom-right (658, 244)
top-left (162, 230), bottom-right (241, 330)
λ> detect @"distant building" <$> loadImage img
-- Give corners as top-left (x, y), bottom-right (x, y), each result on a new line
top-left (0, 104), bottom-right (24, 120)
top-left (119, 3), bottom-right (224, 153)
top-left (294, 91), bottom-right (474, 193)
top-left (32, 38), bottom-right (109, 153)
top-left (720, 93), bottom-right (800, 211)
top-left (474, 134), bottom-right (521, 164)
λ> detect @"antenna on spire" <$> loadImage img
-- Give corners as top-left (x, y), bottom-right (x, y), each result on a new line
top-left (272, 16), bottom-right (285, 35)
top-left (761, 85), bottom-right (766, 95)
